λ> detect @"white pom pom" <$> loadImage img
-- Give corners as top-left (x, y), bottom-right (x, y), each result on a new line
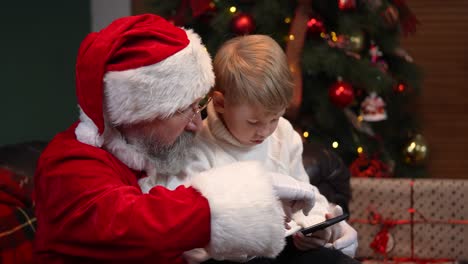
top-left (75, 107), bottom-right (104, 147)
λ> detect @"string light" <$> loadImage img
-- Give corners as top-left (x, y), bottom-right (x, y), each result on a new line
top-left (284, 17), bottom-right (291, 24)
top-left (357, 146), bottom-right (363, 154)
top-left (357, 115), bottom-right (363, 122)
top-left (350, 36), bottom-right (362, 47)
top-left (407, 142), bottom-right (416, 152)
top-left (289, 64), bottom-right (296, 73)
top-left (229, 6), bottom-right (237, 13)
top-left (332, 141), bottom-right (339, 149)
top-left (303, 131), bottom-right (309, 138)
top-left (397, 83), bottom-right (406, 92)
top-left (289, 34), bottom-right (295, 40)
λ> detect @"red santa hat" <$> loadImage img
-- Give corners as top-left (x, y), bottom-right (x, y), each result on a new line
top-left (74, 14), bottom-right (214, 147)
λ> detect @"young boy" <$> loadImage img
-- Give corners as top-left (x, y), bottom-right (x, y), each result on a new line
top-left (139, 34), bottom-right (357, 263)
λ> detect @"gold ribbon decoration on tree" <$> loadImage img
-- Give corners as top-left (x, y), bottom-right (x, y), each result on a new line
top-left (285, 0), bottom-right (312, 120)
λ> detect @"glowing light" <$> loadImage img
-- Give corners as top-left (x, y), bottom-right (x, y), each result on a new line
top-left (350, 36), bottom-right (361, 46)
top-left (289, 34), bottom-right (295, 40)
top-left (307, 18), bottom-right (317, 27)
top-left (320, 32), bottom-right (326, 38)
top-left (357, 146), bottom-right (363, 153)
top-left (357, 115), bottom-right (364, 122)
top-left (289, 64), bottom-right (296, 73)
top-left (332, 141), bottom-right (339, 148)
top-left (398, 83), bottom-right (406, 92)
top-left (284, 17), bottom-right (291, 24)
top-left (229, 6), bottom-right (237, 13)
top-left (407, 142), bottom-right (416, 152)
top-left (303, 131), bottom-right (309, 138)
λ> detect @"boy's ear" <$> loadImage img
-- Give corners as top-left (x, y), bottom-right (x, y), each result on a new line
top-left (212, 91), bottom-right (225, 114)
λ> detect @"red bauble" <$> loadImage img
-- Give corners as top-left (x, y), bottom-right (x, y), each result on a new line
top-left (198, 2), bottom-right (217, 24)
top-left (231, 13), bottom-right (255, 35)
top-left (306, 17), bottom-right (325, 36)
top-left (328, 80), bottom-right (355, 108)
top-left (207, 1), bottom-right (217, 12)
top-left (394, 82), bottom-right (407, 93)
top-left (338, 0), bottom-right (357, 10)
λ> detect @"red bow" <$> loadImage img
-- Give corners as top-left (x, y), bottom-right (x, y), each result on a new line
top-left (370, 227), bottom-right (391, 254)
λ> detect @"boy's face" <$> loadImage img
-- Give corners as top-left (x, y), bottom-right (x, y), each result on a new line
top-left (215, 95), bottom-right (285, 146)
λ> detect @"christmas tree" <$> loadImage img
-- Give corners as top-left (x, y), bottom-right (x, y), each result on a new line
top-left (145, 0), bottom-right (426, 178)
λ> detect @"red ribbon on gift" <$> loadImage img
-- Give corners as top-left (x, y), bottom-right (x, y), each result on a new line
top-left (357, 206), bottom-right (411, 256)
top-left (392, 257), bottom-right (454, 264)
top-left (361, 256), bottom-right (454, 264)
top-left (350, 180), bottom-right (468, 263)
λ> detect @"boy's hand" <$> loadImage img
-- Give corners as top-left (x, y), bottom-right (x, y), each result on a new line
top-left (292, 229), bottom-right (332, 250)
top-left (324, 205), bottom-right (358, 257)
top-left (269, 173), bottom-right (315, 216)
top-left (291, 211), bottom-right (331, 250)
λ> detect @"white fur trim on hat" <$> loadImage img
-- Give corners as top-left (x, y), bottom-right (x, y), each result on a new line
top-left (103, 29), bottom-right (214, 126)
top-left (189, 161), bottom-right (286, 260)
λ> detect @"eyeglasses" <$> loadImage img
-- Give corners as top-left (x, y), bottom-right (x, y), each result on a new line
top-left (177, 95), bottom-right (212, 122)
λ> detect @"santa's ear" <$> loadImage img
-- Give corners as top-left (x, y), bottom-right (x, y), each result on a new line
top-left (212, 91), bottom-right (225, 114)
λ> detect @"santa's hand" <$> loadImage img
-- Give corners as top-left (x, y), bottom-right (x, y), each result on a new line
top-left (292, 211), bottom-right (331, 250)
top-left (324, 205), bottom-right (358, 257)
top-left (270, 173), bottom-right (315, 216)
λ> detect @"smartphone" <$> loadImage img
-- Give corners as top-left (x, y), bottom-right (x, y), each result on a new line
top-left (300, 213), bottom-right (349, 236)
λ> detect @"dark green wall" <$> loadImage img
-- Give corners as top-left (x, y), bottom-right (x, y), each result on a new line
top-left (1, 1), bottom-right (90, 145)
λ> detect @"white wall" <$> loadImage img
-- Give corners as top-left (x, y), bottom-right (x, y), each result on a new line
top-left (91, 0), bottom-right (131, 32)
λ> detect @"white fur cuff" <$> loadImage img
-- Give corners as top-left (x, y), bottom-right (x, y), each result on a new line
top-left (190, 161), bottom-right (286, 260)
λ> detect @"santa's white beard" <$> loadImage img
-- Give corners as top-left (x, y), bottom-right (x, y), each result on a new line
top-left (126, 131), bottom-right (195, 175)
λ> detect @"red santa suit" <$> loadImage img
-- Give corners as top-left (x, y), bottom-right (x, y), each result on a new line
top-left (34, 14), bottom-right (285, 263)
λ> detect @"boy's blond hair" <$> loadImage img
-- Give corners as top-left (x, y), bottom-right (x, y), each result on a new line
top-left (213, 35), bottom-right (293, 113)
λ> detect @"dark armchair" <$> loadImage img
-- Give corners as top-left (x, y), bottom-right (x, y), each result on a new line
top-left (302, 142), bottom-right (351, 215)
top-left (0, 141), bottom-right (47, 263)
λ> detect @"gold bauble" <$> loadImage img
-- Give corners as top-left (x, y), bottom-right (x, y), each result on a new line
top-left (403, 134), bottom-right (429, 165)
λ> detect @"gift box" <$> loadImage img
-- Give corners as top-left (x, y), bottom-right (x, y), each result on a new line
top-left (349, 178), bottom-right (468, 262)
top-left (412, 180), bottom-right (468, 259)
top-left (350, 178), bottom-right (413, 258)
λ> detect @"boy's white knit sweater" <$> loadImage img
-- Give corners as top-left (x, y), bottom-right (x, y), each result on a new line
top-left (139, 103), bottom-right (330, 262)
